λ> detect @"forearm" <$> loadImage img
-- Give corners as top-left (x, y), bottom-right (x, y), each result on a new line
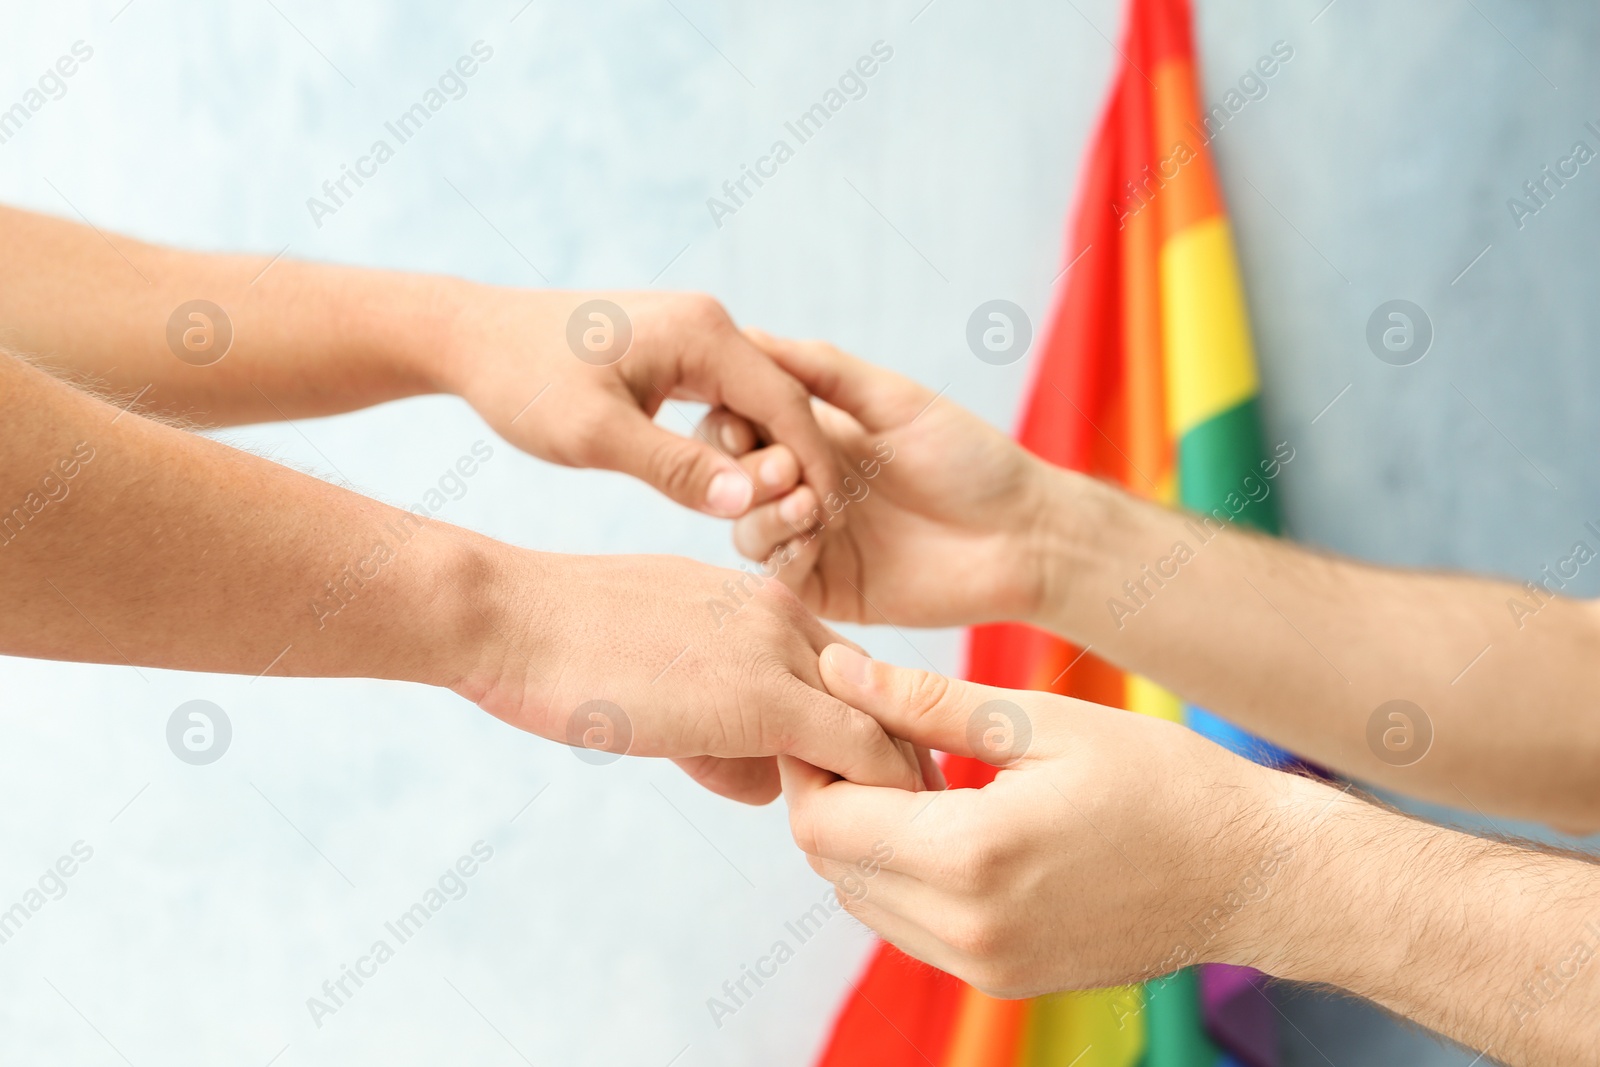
top-left (1029, 468), bottom-right (1600, 829)
top-left (0, 350), bottom-right (504, 686)
top-left (1239, 776), bottom-right (1600, 1065)
top-left (0, 204), bottom-right (464, 424)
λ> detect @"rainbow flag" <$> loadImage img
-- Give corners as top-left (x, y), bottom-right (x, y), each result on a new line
top-left (814, 1), bottom-right (1288, 1065)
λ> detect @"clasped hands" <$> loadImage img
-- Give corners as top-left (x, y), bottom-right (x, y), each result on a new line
top-left (12, 212), bottom-right (1597, 1060)
top-left (450, 290), bottom-right (1296, 999)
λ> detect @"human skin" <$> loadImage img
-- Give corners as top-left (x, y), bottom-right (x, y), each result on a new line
top-left (710, 333), bottom-right (1600, 1058)
top-left (783, 646), bottom-right (1600, 1067)
top-left (718, 332), bottom-right (1600, 831)
top-left (0, 204), bottom-right (844, 521)
top-left (0, 353), bottom-right (934, 803)
top-left (0, 205), bottom-right (933, 802)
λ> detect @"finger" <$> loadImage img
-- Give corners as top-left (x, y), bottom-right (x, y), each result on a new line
top-left (673, 755), bottom-right (780, 805)
top-left (809, 854), bottom-right (917, 900)
top-left (777, 752), bottom-right (830, 790)
top-left (595, 405), bottom-right (795, 514)
top-left (580, 404), bottom-right (755, 517)
top-left (697, 408), bottom-right (761, 457)
top-left (804, 864), bottom-right (983, 987)
top-left (727, 522), bottom-right (823, 602)
top-left (917, 746), bottom-right (948, 791)
top-left (779, 756), bottom-right (949, 875)
top-left (832, 893), bottom-right (970, 982)
top-left (772, 532), bottom-right (824, 597)
top-left (704, 398), bottom-right (867, 509)
top-left (809, 855), bottom-right (939, 930)
top-left (742, 444), bottom-right (802, 506)
top-left (797, 631), bottom-right (925, 788)
top-left (745, 529), bottom-right (823, 604)
top-left (812, 396), bottom-right (870, 441)
top-left (689, 330), bottom-right (843, 516)
top-left (895, 736), bottom-right (926, 791)
top-left (818, 644), bottom-right (1043, 767)
top-left (588, 403), bottom-right (793, 517)
top-left (809, 854), bottom-right (922, 918)
top-left (809, 620), bottom-right (869, 660)
top-left (776, 679), bottom-right (923, 792)
top-left (732, 487), bottom-right (820, 561)
top-left (744, 328), bottom-right (932, 434)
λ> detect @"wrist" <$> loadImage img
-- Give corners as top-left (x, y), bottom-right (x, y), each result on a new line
top-left (1241, 786), bottom-right (1600, 1061)
top-left (433, 284), bottom-right (579, 404)
top-left (431, 535), bottom-right (564, 724)
top-left (392, 523), bottom-right (527, 694)
top-left (1022, 464), bottom-right (1126, 638)
top-left (255, 260), bottom-right (479, 399)
top-left (388, 273), bottom-right (482, 397)
top-left (1216, 776), bottom-right (1417, 990)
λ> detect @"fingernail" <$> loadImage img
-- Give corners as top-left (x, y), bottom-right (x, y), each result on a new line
top-left (719, 423), bottom-right (741, 452)
top-left (759, 455), bottom-right (788, 487)
top-left (825, 645), bottom-right (872, 686)
top-left (707, 470), bottom-right (752, 516)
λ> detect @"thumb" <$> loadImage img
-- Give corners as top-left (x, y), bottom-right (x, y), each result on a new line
top-left (818, 644), bottom-right (1038, 767)
top-left (591, 407), bottom-right (755, 517)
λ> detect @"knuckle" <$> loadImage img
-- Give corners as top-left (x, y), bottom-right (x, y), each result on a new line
top-left (646, 442), bottom-right (709, 502)
top-left (835, 708), bottom-right (891, 767)
top-left (903, 669), bottom-right (953, 720)
top-left (795, 337), bottom-right (841, 361)
top-left (788, 807), bottom-right (821, 857)
top-left (674, 292), bottom-right (730, 332)
top-left (969, 967), bottom-right (1028, 1002)
top-left (752, 576), bottom-right (806, 619)
top-left (836, 885), bottom-right (870, 920)
top-left (731, 516), bottom-right (767, 560)
top-left (942, 906), bottom-right (1005, 962)
top-left (773, 374), bottom-right (810, 409)
top-left (754, 674), bottom-right (804, 755)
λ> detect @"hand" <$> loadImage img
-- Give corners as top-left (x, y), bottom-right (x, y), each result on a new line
top-left (452, 550), bottom-right (936, 804)
top-left (780, 645), bottom-right (1299, 996)
top-left (708, 331), bottom-right (1058, 628)
top-left (442, 289), bottom-right (840, 519)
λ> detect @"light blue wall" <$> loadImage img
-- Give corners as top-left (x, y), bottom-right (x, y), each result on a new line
top-left (1198, 4), bottom-right (1600, 1061)
top-left (0, 1), bottom-right (1590, 1064)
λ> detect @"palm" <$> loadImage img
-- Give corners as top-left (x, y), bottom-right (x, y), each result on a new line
top-left (808, 397), bottom-right (1040, 628)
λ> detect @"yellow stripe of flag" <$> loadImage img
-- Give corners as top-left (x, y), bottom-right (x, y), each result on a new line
top-left (1158, 217), bottom-right (1258, 439)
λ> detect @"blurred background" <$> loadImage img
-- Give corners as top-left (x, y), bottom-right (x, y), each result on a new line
top-left (1, 1), bottom-right (1597, 1063)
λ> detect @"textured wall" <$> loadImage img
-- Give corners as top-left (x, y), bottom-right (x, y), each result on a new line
top-left (0, 1), bottom-right (1591, 1064)
top-left (1197, 3), bottom-right (1600, 1061)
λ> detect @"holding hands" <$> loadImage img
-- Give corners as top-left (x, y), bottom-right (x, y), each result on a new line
top-left (0, 207), bottom-right (933, 808)
top-left (453, 550), bottom-right (933, 805)
top-left (435, 292), bottom-right (952, 803)
top-left (712, 334), bottom-right (1600, 1067)
top-left (779, 645), bottom-right (1306, 997)
top-left (9, 193), bottom-right (1594, 1065)
top-left (705, 331), bottom-right (1064, 630)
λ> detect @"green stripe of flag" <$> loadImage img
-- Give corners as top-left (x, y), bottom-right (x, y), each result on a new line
top-left (1177, 396), bottom-right (1280, 536)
